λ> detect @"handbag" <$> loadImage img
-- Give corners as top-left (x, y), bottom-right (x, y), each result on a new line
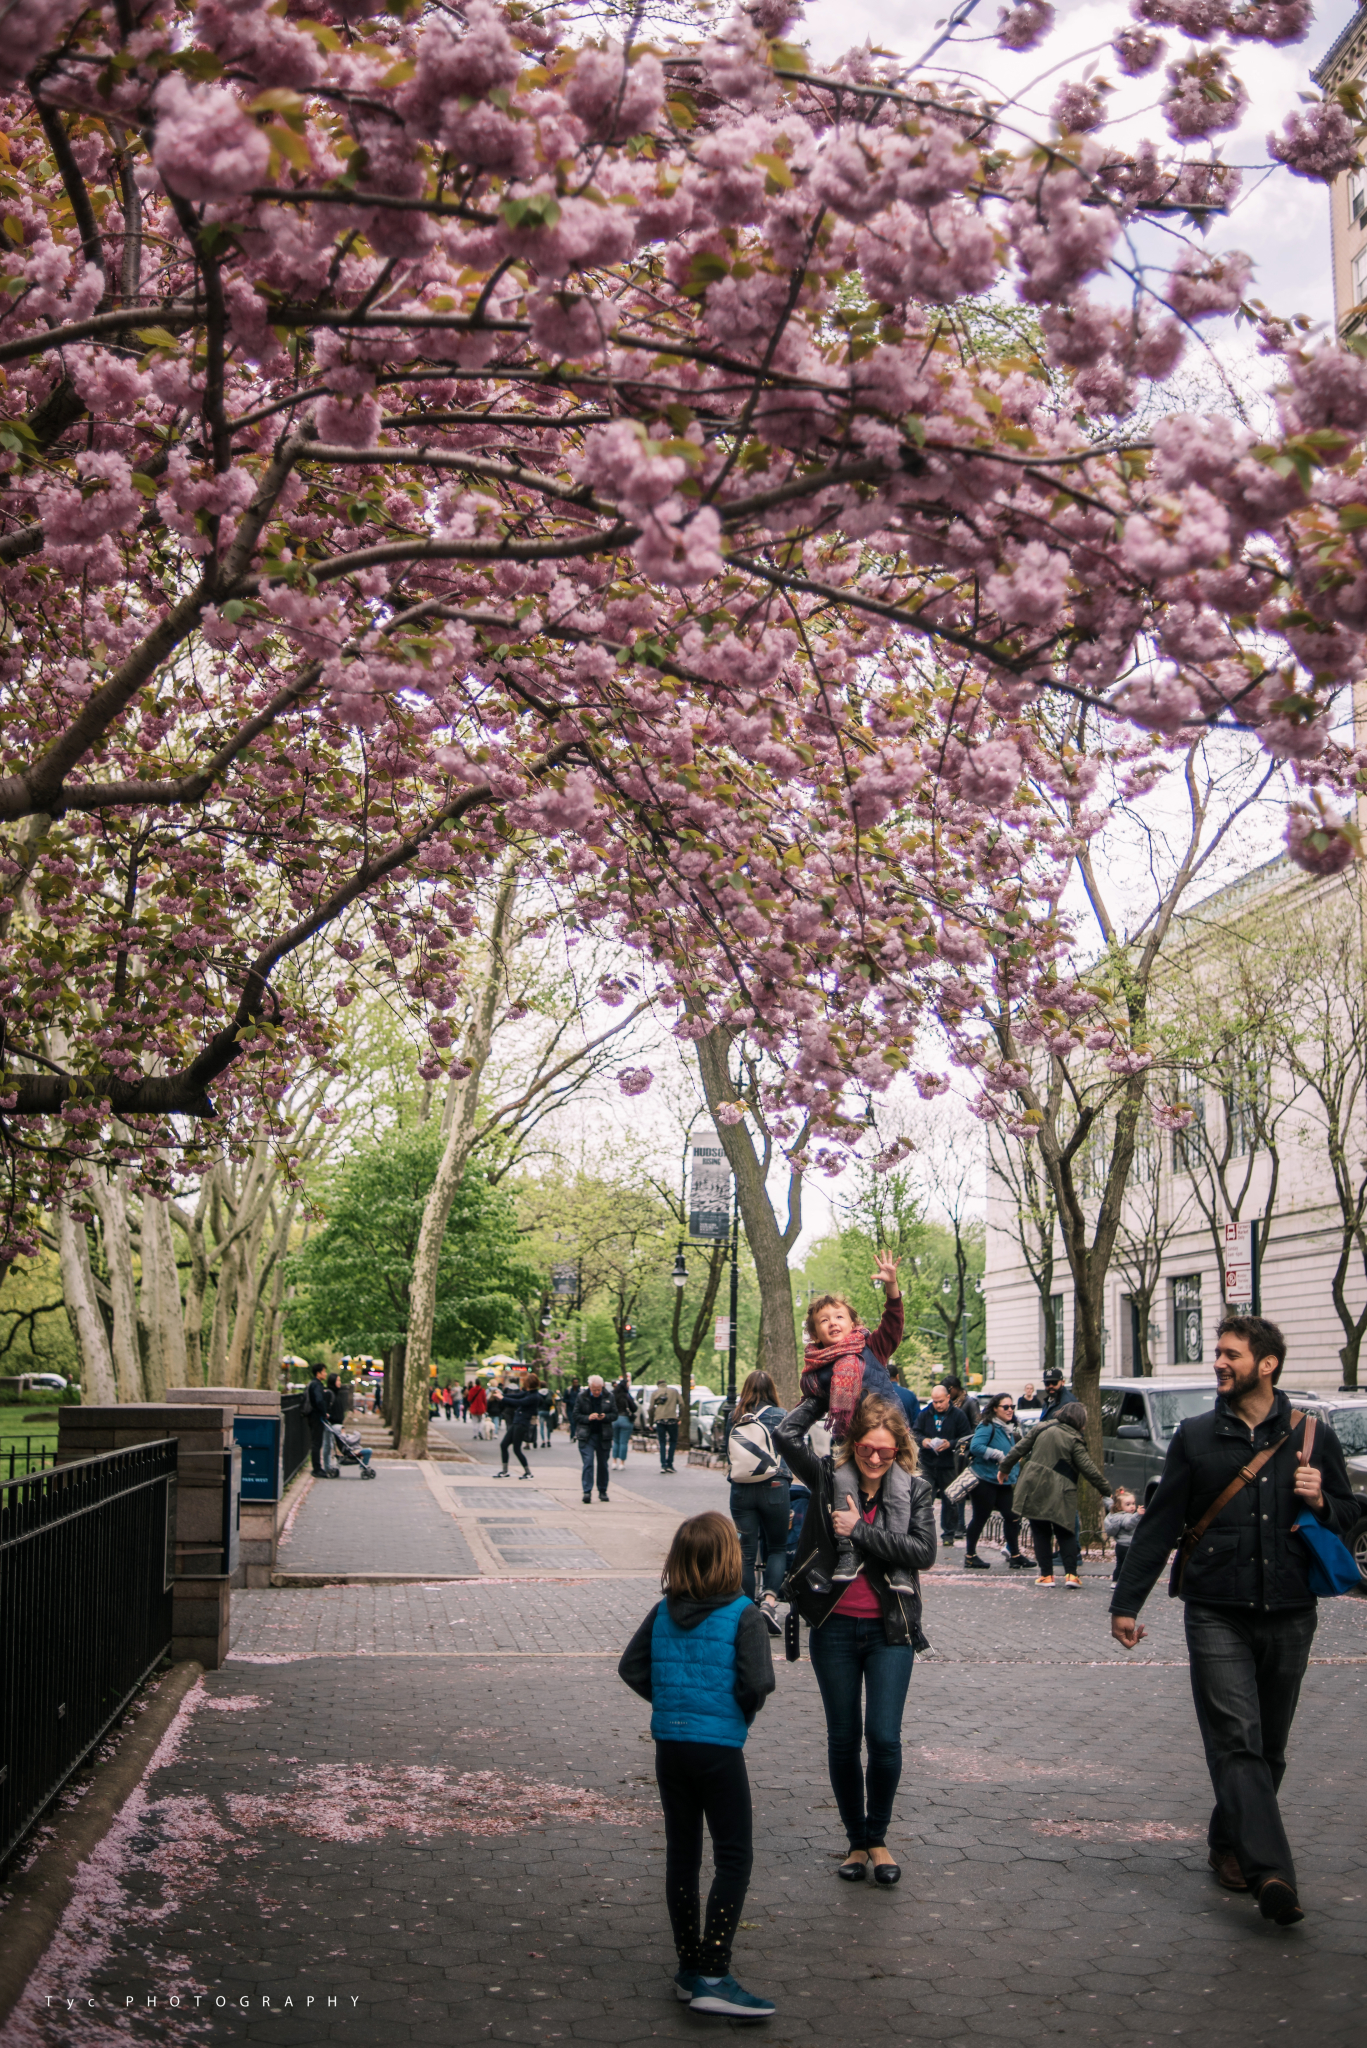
top-left (1293, 1417), bottom-right (1361, 1596)
top-left (944, 1462), bottom-right (978, 1506)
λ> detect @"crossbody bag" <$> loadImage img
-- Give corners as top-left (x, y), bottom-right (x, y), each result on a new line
top-left (1174, 1408), bottom-right (1304, 1594)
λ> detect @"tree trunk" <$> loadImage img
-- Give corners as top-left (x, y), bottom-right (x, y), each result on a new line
top-left (223, 1198), bottom-right (271, 1386)
top-left (205, 1237), bottom-right (240, 1385)
top-left (57, 1199), bottom-right (117, 1404)
top-left (88, 1168), bottom-right (145, 1403)
top-left (399, 871), bottom-right (517, 1456)
top-left (253, 1194), bottom-right (297, 1389)
top-left (138, 1194), bottom-right (187, 1399)
top-left (694, 1026), bottom-right (802, 1405)
top-left (176, 1178), bottom-right (211, 1382)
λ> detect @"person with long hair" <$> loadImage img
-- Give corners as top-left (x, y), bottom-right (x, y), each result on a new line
top-left (963, 1390), bottom-right (1028, 1571)
top-left (618, 1511), bottom-right (777, 2019)
top-left (999, 1400), bottom-right (1108, 1586)
top-left (725, 1369), bottom-right (790, 1637)
top-left (494, 1373), bottom-right (539, 1480)
top-left (775, 1392), bottom-right (936, 1885)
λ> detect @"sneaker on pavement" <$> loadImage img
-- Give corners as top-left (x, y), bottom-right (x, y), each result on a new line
top-left (1035, 1575), bottom-right (1056, 1587)
top-left (674, 1971), bottom-right (700, 2003)
top-left (689, 1975), bottom-right (777, 2019)
top-left (1063, 1574), bottom-right (1081, 1588)
top-left (1008, 1555), bottom-right (1032, 1570)
top-left (963, 1554), bottom-right (990, 1571)
top-left (759, 1599), bottom-right (783, 1637)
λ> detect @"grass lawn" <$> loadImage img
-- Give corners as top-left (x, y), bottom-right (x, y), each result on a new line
top-left (0, 1404), bottom-right (62, 1474)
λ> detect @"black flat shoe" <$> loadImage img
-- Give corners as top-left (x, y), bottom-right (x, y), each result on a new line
top-left (872, 1862), bottom-right (901, 1886)
top-left (837, 1857), bottom-right (868, 1881)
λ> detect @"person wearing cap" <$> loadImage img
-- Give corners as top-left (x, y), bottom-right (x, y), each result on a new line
top-left (1037, 1368), bottom-right (1072, 1424)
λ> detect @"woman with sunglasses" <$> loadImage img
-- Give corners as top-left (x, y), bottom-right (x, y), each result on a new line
top-left (775, 1392), bottom-right (936, 1885)
top-left (963, 1391), bottom-right (1030, 1571)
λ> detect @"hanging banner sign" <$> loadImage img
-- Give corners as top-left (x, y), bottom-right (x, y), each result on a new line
top-left (689, 1129), bottom-right (732, 1242)
top-left (552, 1262), bottom-right (578, 1298)
top-left (714, 1316), bottom-right (731, 1353)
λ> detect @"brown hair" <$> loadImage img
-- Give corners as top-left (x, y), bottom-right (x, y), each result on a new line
top-left (1217, 1313), bottom-right (1287, 1383)
top-left (834, 1393), bottom-right (919, 1474)
top-left (661, 1511), bottom-right (743, 1600)
top-left (736, 1369), bottom-right (779, 1416)
top-left (805, 1292), bottom-right (859, 1342)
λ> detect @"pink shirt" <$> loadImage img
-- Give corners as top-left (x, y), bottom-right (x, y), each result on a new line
top-left (833, 1501), bottom-right (883, 1617)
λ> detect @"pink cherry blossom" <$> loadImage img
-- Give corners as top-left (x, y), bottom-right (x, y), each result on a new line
top-left (151, 74), bottom-right (271, 203)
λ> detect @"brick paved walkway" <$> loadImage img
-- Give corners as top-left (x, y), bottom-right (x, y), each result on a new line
top-left (11, 1573), bottom-right (1365, 2048)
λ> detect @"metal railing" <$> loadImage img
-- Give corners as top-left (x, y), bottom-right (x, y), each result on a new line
top-left (281, 1392), bottom-right (308, 1490)
top-left (0, 1442), bottom-right (177, 1870)
top-left (2, 1438), bottom-right (57, 1480)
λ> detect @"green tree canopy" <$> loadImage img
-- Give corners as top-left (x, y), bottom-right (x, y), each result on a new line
top-left (286, 1129), bottom-right (540, 1360)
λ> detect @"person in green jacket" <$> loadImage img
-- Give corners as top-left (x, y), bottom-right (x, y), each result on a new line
top-left (998, 1403), bottom-right (1107, 1588)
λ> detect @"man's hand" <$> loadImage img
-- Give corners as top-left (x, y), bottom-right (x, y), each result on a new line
top-left (1111, 1616), bottom-right (1146, 1651)
top-left (872, 1248), bottom-right (901, 1298)
top-left (1293, 1458), bottom-right (1324, 1511)
top-left (832, 1492), bottom-right (861, 1538)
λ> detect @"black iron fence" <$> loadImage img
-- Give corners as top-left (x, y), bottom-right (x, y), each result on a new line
top-left (2, 1438), bottom-right (57, 1480)
top-left (0, 1442), bottom-right (177, 1869)
top-left (281, 1392), bottom-right (308, 1490)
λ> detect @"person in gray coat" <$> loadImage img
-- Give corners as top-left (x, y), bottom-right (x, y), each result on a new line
top-left (998, 1402), bottom-right (1107, 1587)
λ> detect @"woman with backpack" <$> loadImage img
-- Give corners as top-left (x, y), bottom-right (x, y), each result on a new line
top-left (963, 1391), bottom-right (1029, 1572)
top-left (725, 1370), bottom-right (790, 1638)
top-left (998, 1400), bottom-right (1108, 1587)
top-left (775, 1391), bottom-right (936, 1885)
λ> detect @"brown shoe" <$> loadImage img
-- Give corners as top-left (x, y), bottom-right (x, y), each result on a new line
top-left (1209, 1849), bottom-right (1248, 1891)
top-left (1256, 1876), bottom-right (1305, 1925)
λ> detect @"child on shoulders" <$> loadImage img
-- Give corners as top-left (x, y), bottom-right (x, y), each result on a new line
top-left (785, 1250), bottom-right (905, 1444)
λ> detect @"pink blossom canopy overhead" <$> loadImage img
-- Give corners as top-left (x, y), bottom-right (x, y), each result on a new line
top-left (1, 0), bottom-right (1365, 1248)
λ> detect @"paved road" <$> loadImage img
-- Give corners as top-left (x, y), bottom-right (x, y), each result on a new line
top-left (14, 1565), bottom-right (1365, 2047)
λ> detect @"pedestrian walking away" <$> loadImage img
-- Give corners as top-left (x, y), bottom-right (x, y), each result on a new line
top-left (964, 1391), bottom-right (1027, 1569)
top-left (725, 1370), bottom-right (791, 1637)
top-left (576, 1374), bottom-right (614, 1502)
top-left (913, 1382), bottom-right (973, 1548)
top-left (776, 1391), bottom-right (936, 1884)
top-left (649, 1380), bottom-right (684, 1471)
top-left (466, 1381), bottom-right (488, 1438)
top-left (611, 1374), bottom-right (637, 1469)
top-left (618, 1511), bottom-right (777, 2020)
top-left (305, 1362), bottom-right (330, 1476)
top-left (1111, 1315), bottom-right (1356, 1925)
top-left (998, 1401), bottom-right (1106, 1586)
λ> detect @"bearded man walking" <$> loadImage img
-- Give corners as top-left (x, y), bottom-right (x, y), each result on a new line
top-left (1110, 1316), bottom-right (1355, 1925)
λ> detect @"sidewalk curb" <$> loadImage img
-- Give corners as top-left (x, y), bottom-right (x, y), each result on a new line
top-left (0, 1658), bottom-right (203, 2031)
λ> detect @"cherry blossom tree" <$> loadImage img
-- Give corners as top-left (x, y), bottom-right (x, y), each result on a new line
top-left (3, 0), bottom-right (1367, 1288)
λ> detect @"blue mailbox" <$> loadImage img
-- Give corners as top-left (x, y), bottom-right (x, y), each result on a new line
top-left (233, 1414), bottom-right (282, 1502)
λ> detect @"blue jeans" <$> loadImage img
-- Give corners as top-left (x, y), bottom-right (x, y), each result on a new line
top-left (656, 1420), bottom-right (679, 1469)
top-left (808, 1613), bottom-right (915, 1851)
top-left (730, 1480), bottom-right (790, 1600)
top-left (612, 1415), bottom-right (633, 1460)
top-left (1185, 1601), bottom-right (1317, 1888)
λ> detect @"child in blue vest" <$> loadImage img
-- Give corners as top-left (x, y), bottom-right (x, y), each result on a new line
top-left (618, 1511), bottom-right (777, 2020)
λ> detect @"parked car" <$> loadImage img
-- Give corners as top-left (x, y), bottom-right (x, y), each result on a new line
top-left (25, 1373), bottom-right (68, 1392)
top-left (1284, 1393), bottom-right (1367, 1585)
top-left (1097, 1378), bottom-right (1219, 1503)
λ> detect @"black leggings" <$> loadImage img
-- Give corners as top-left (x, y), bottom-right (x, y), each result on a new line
top-left (966, 1481), bottom-right (1021, 1557)
top-left (1031, 1518), bottom-right (1080, 1577)
top-left (655, 1741), bottom-right (752, 1977)
top-left (500, 1427), bottom-right (530, 1475)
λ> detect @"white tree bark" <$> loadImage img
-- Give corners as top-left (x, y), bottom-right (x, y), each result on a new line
top-left (138, 1194), bottom-right (187, 1399)
top-left (57, 1198), bottom-right (117, 1405)
top-left (88, 1168), bottom-right (145, 1403)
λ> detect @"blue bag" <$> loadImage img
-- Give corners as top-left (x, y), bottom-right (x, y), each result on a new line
top-left (1294, 1511), bottom-right (1361, 1597)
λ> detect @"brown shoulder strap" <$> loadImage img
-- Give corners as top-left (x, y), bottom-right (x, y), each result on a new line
top-left (1176, 1410), bottom-right (1304, 1587)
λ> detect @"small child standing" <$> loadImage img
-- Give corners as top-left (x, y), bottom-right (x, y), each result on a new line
top-left (618, 1512), bottom-right (777, 2021)
top-left (1105, 1487), bottom-right (1142, 1584)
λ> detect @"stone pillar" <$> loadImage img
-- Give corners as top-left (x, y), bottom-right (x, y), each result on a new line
top-left (56, 1404), bottom-right (238, 1669)
top-left (167, 1387), bottom-right (284, 1590)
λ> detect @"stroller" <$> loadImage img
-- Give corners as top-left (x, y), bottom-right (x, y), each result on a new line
top-left (322, 1418), bottom-right (378, 1478)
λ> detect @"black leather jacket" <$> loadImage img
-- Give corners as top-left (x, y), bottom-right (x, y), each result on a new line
top-left (1112, 1389), bottom-right (1357, 1616)
top-left (775, 1413), bottom-right (937, 1647)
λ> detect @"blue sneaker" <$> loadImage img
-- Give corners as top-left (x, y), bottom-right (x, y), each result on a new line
top-left (689, 1975), bottom-right (776, 2019)
top-left (674, 1971), bottom-right (700, 2003)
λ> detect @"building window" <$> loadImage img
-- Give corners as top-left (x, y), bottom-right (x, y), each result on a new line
top-left (1353, 245), bottom-right (1367, 309)
top-left (1351, 169), bottom-right (1366, 227)
top-left (1172, 1070), bottom-right (1206, 1173)
top-left (1072, 1118), bottom-right (1108, 1200)
top-left (1224, 1062), bottom-right (1263, 1158)
top-left (1172, 1274), bottom-right (1203, 1365)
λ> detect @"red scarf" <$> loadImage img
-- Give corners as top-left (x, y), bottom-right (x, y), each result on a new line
top-left (802, 1326), bottom-right (870, 1442)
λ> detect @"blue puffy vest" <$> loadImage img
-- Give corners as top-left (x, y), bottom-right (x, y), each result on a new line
top-left (650, 1596), bottom-right (751, 1748)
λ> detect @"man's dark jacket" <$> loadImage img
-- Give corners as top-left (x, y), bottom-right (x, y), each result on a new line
top-left (575, 1385), bottom-right (614, 1446)
top-left (305, 1376), bottom-right (329, 1420)
top-left (1112, 1389), bottom-right (1356, 1616)
top-left (913, 1403), bottom-right (972, 1462)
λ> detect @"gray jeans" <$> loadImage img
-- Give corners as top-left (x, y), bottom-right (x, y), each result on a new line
top-left (1184, 1600), bottom-right (1317, 1889)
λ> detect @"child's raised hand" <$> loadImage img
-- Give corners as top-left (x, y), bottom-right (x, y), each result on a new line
top-left (872, 1248), bottom-right (901, 1295)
